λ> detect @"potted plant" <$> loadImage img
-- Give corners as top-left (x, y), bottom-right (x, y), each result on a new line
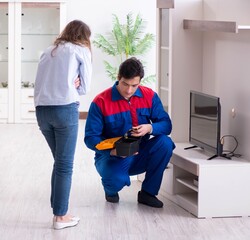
top-left (93, 13), bottom-right (155, 85)
top-left (1, 81), bottom-right (8, 88)
top-left (22, 81), bottom-right (30, 88)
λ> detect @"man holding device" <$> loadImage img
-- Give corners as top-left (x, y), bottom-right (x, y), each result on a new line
top-left (84, 57), bottom-right (174, 208)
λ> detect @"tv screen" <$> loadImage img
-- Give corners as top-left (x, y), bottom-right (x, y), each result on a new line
top-left (188, 91), bottom-right (222, 158)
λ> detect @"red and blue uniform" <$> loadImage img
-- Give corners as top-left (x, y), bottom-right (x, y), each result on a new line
top-left (84, 82), bottom-right (175, 196)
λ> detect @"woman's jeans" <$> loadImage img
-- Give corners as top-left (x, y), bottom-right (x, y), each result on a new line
top-left (36, 103), bottom-right (79, 216)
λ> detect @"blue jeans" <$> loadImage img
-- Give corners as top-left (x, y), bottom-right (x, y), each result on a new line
top-left (36, 103), bottom-right (79, 216)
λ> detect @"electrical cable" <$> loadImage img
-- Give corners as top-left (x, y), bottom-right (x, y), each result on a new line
top-left (220, 135), bottom-right (242, 158)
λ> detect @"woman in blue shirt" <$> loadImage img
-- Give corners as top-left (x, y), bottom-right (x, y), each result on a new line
top-left (34, 20), bottom-right (92, 230)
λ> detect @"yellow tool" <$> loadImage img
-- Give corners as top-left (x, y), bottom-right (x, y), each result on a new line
top-left (95, 137), bottom-right (122, 150)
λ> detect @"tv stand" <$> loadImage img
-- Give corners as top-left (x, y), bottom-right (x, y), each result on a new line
top-left (184, 143), bottom-right (229, 160)
top-left (184, 145), bottom-right (198, 150)
top-left (207, 153), bottom-right (231, 160)
top-left (159, 142), bottom-right (250, 218)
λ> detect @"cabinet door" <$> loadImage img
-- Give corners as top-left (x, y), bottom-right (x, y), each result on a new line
top-left (0, 3), bottom-right (8, 88)
top-left (14, 2), bottom-right (65, 123)
top-left (0, 3), bottom-right (10, 122)
top-left (20, 3), bottom-right (60, 88)
top-left (157, 7), bottom-right (172, 115)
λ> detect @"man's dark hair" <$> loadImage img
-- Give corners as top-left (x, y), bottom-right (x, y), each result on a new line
top-left (118, 57), bottom-right (144, 80)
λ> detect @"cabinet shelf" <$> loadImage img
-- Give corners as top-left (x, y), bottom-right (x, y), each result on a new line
top-left (21, 60), bottom-right (39, 63)
top-left (176, 177), bottom-right (198, 192)
top-left (183, 19), bottom-right (250, 33)
top-left (176, 193), bottom-right (198, 209)
top-left (160, 86), bottom-right (169, 91)
top-left (161, 46), bottom-right (170, 50)
top-left (183, 19), bottom-right (238, 33)
top-left (238, 25), bottom-right (250, 30)
top-left (21, 33), bottom-right (58, 36)
top-left (23, 3), bottom-right (60, 9)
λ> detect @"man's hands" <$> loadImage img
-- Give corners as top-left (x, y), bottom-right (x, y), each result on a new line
top-left (110, 148), bottom-right (118, 156)
top-left (109, 124), bottom-right (152, 157)
top-left (130, 124), bottom-right (152, 137)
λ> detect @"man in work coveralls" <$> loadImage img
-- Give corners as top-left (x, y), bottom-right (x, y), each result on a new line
top-left (84, 57), bottom-right (175, 208)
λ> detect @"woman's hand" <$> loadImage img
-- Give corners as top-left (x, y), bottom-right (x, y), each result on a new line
top-left (74, 77), bottom-right (80, 88)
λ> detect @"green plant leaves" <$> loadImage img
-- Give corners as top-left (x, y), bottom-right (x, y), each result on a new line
top-left (104, 61), bottom-right (118, 81)
top-left (93, 12), bottom-right (155, 84)
top-left (93, 34), bottom-right (117, 56)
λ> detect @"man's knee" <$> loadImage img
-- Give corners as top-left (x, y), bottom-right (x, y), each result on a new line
top-left (102, 174), bottom-right (130, 194)
top-left (154, 135), bottom-right (174, 150)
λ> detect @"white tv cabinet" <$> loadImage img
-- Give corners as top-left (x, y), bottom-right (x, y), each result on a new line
top-left (160, 142), bottom-right (250, 218)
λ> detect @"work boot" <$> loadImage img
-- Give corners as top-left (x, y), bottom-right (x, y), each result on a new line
top-left (138, 190), bottom-right (163, 208)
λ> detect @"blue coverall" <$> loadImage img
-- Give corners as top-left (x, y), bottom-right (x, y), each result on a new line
top-left (84, 82), bottom-right (175, 196)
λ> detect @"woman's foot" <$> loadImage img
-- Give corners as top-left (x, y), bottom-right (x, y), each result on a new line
top-left (53, 214), bottom-right (80, 230)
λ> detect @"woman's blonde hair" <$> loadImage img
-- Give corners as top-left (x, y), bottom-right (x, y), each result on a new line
top-left (52, 20), bottom-right (91, 55)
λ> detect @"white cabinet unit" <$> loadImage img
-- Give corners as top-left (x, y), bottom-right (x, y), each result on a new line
top-left (0, 1), bottom-right (66, 123)
top-left (0, 88), bottom-right (8, 121)
top-left (160, 143), bottom-right (250, 218)
top-left (156, 0), bottom-right (173, 114)
top-left (20, 88), bottom-right (36, 120)
top-left (0, 2), bottom-right (10, 123)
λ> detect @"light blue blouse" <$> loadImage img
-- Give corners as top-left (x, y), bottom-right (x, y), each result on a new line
top-left (34, 42), bottom-right (92, 107)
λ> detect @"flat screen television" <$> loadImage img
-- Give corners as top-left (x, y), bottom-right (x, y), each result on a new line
top-left (185, 90), bottom-right (223, 160)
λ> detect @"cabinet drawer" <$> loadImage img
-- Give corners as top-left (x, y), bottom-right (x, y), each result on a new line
top-left (21, 104), bottom-right (36, 119)
top-left (0, 89), bottom-right (8, 103)
top-left (21, 89), bottom-right (34, 104)
top-left (0, 104), bottom-right (8, 118)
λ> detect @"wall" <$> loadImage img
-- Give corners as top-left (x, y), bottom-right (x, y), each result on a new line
top-left (202, 0), bottom-right (250, 159)
top-left (65, 0), bottom-right (156, 111)
top-left (171, 0), bottom-right (203, 142)
top-left (170, 0), bottom-right (250, 159)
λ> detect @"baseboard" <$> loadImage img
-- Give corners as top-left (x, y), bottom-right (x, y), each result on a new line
top-left (79, 111), bottom-right (88, 119)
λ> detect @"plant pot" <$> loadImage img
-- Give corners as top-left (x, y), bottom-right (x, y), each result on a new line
top-left (1, 82), bottom-right (8, 88)
top-left (22, 81), bottom-right (30, 88)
